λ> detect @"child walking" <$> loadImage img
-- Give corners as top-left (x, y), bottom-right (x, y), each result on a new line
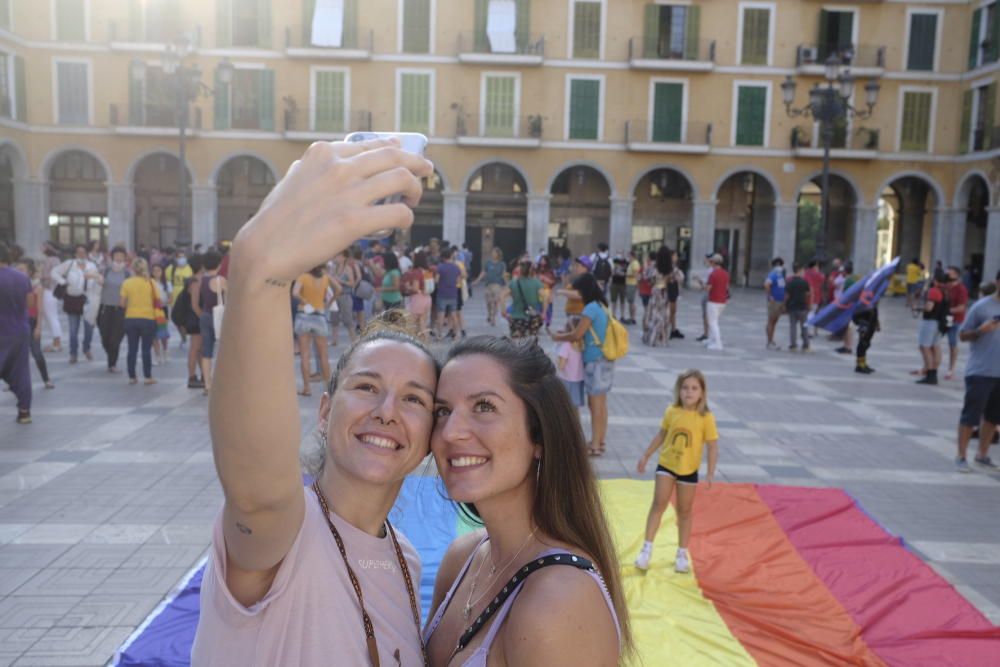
top-left (556, 317), bottom-right (585, 409)
top-left (635, 369), bottom-right (718, 573)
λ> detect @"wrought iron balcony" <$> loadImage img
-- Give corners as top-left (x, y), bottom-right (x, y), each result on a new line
top-left (456, 32), bottom-right (545, 65)
top-left (455, 113), bottom-right (544, 148)
top-left (109, 102), bottom-right (203, 135)
top-left (627, 36), bottom-right (715, 71)
top-left (625, 120), bottom-right (712, 154)
top-left (795, 44), bottom-right (886, 75)
top-left (285, 25), bottom-right (374, 59)
top-left (282, 108), bottom-right (373, 139)
top-left (790, 125), bottom-right (879, 159)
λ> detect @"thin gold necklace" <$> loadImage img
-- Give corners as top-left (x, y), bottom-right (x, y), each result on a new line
top-left (462, 528), bottom-right (536, 620)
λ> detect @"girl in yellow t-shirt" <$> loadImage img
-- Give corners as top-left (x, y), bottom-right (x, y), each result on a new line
top-left (635, 369), bottom-right (718, 574)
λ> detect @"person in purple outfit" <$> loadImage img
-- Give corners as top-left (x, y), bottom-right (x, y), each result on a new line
top-left (0, 242), bottom-right (33, 424)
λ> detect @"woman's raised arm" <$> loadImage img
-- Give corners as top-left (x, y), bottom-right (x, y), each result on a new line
top-left (209, 140), bottom-right (433, 599)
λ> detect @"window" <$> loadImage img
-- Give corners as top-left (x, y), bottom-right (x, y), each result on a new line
top-left (139, 0), bottom-right (182, 43)
top-left (48, 214), bottom-right (108, 248)
top-left (963, 83), bottom-right (997, 152)
top-left (129, 64), bottom-right (179, 126)
top-left (55, 60), bottom-right (89, 125)
top-left (817, 9), bottom-right (854, 61)
top-left (55, 0), bottom-right (86, 41)
top-left (217, 0), bottom-right (270, 47)
top-left (642, 4), bottom-right (700, 60)
top-left (733, 83), bottom-right (769, 146)
top-left (566, 76), bottom-right (602, 140)
top-left (651, 80), bottom-right (684, 142)
top-left (0, 53), bottom-right (8, 118)
top-left (482, 73), bottom-right (517, 137)
top-left (572, 1), bottom-right (601, 58)
top-left (312, 68), bottom-right (348, 132)
top-left (898, 89), bottom-right (934, 152)
top-left (397, 70), bottom-right (433, 134)
top-left (474, 0), bottom-right (530, 53)
top-left (906, 11), bottom-right (939, 71)
top-left (739, 3), bottom-right (772, 65)
top-left (0, 0), bottom-right (10, 31)
top-left (969, 3), bottom-right (999, 69)
top-left (305, 0), bottom-right (358, 48)
top-left (401, 0), bottom-right (431, 53)
top-left (215, 67), bottom-right (275, 130)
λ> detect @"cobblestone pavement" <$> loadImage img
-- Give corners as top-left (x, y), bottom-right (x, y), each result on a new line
top-left (1, 286), bottom-right (998, 665)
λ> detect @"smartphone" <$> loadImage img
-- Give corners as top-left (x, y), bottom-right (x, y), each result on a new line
top-left (345, 132), bottom-right (429, 240)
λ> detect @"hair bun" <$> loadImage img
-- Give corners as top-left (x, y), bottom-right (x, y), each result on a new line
top-left (361, 309), bottom-right (426, 342)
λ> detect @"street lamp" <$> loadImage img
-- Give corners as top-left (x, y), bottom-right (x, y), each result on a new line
top-left (782, 54), bottom-right (880, 265)
top-left (130, 40), bottom-right (233, 247)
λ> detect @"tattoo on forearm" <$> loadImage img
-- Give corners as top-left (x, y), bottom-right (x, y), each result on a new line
top-left (265, 278), bottom-right (290, 288)
top-left (236, 522), bottom-right (253, 535)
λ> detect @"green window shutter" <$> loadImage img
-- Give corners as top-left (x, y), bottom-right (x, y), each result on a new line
top-left (684, 6), bottom-right (700, 60)
top-left (742, 8), bottom-right (769, 65)
top-left (0, 54), bottom-right (8, 117)
top-left (642, 4), bottom-right (659, 58)
top-left (400, 73), bottom-right (430, 133)
top-left (302, 0), bottom-right (315, 45)
top-left (484, 76), bottom-right (515, 137)
top-left (959, 89), bottom-right (973, 153)
top-left (0, 0), bottom-right (9, 31)
top-left (216, 0), bottom-right (231, 47)
top-left (343, 0), bottom-right (357, 48)
top-left (989, 7), bottom-right (1000, 63)
top-left (314, 71), bottom-right (345, 132)
top-left (57, 62), bottom-right (88, 124)
top-left (969, 9), bottom-right (982, 69)
top-left (257, 0), bottom-right (271, 47)
top-left (128, 67), bottom-right (143, 125)
top-left (984, 83), bottom-right (997, 149)
top-left (515, 0), bottom-right (530, 51)
top-left (13, 55), bottom-right (25, 121)
top-left (907, 14), bottom-right (937, 71)
top-left (56, 0), bottom-right (85, 41)
top-left (474, 0), bottom-right (488, 51)
top-left (129, 0), bottom-right (143, 40)
top-left (817, 9), bottom-right (829, 59)
top-left (900, 91), bottom-right (931, 151)
top-left (214, 67), bottom-right (230, 129)
top-left (652, 82), bottom-right (683, 142)
top-left (735, 85), bottom-right (766, 146)
top-left (258, 69), bottom-right (274, 130)
top-left (568, 78), bottom-right (599, 139)
top-left (573, 2), bottom-right (601, 58)
top-left (837, 12), bottom-right (853, 51)
top-left (403, 0), bottom-right (431, 53)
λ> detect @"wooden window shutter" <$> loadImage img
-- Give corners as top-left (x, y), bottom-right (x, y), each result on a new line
top-left (684, 6), bottom-right (700, 60)
top-left (302, 0), bottom-right (315, 45)
top-left (959, 89), bottom-right (973, 153)
top-left (901, 92), bottom-right (931, 151)
top-left (474, 0), bottom-right (489, 51)
top-left (257, 0), bottom-right (271, 47)
top-left (315, 71), bottom-right (345, 132)
top-left (569, 79), bottom-right (599, 139)
top-left (736, 86), bottom-right (766, 146)
top-left (642, 4), bottom-right (659, 58)
top-left (907, 14), bottom-right (936, 71)
top-left (403, 0), bottom-right (431, 53)
top-left (216, 0), bottom-right (231, 47)
top-left (214, 67), bottom-right (230, 129)
top-left (485, 76), bottom-right (515, 136)
top-left (129, 65), bottom-right (144, 125)
top-left (573, 2), bottom-right (601, 58)
top-left (515, 0), bottom-right (530, 51)
top-left (984, 83), bottom-right (997, 149)
top-left (652, 82), bottom-right (683, 142)
top-left (56, 0), bottom-right (85, 41)
top-left (129, 0), bottom-right (143, 40)
top-left (989, 5), bottom-right (1000, 63)
top-left (400, 73), bottom-right (430, 133)
top-left (817, 9), bottom-right (830, 60)
top-left (343, 0), bottom-right (357, 48)
top-left (0, 0), bottom-right (9, 31)
top-left (837, 12), bottom-right (853, 51)
top-left (969, 9), bottom-right (982, 69)
top-left (13, 55), bottom-right (25, 121)
top-left (742, 8), bottom-right (768, 65)
top-left (258, 69), bottom-right (274, 130)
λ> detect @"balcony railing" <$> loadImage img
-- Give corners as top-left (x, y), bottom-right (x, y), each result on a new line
top-left (627, 36), bottom-right (715, 65)
top-left (107, 21), bottom-right (203, 48)
top-left (283, 108), bottom-right (372, 136)
top-left (109, 103), bottom-right (202, 132)
top-left (625, 120), bottom-right (712, 153)
top-left (285, 25), bottom-right (374, 55)
top-left (456, 31), bottom-right (545, 62)
top-left (796, 44), bottom-right (886, 70)
top-left (455, 113), bottom-right (544, 147)
top-left (791, 125), bottom-right (879, 156)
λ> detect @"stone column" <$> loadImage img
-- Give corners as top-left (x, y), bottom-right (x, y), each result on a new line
top-left (852, 206), bottom-right (879, 276)
top-left (945, 208), bottom-right (967, 269)
top-left (985, 207), bottom-right (1000, 286)
top-left (929, 208), bottom-right (953, 271)
top-left (191, 186), bottom-right (218, 248)
top-left (773, 203), bottom-right (797, 265)
top-left (13, 179), bottom-right (48, 256)
top-left (106, 183), bottom-right (135, 250)
top-left (690, 199), bottom-right (717, 266)
top-left (526, 194), bottom-right (551, 257)
top-left (442, 192), bottom-right (467, 247)
top-left (609, 196), bottom-right (634, 254)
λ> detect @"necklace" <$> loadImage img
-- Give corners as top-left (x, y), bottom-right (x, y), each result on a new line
top-left (312, 482), bottom-right (427, 667)
top-left (462, 528), bottom-right (536, 620)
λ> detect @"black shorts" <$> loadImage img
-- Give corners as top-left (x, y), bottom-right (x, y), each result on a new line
top-left (667, 282), bottom-right (680, 303)
top-left (185, 318), bottom-right (201, 335)
top-left (656, 464), bottom-right (698, 484)
top-left (960, 375), bottom-right (1000, 427)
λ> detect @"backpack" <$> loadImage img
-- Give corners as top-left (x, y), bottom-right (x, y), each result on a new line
top-left (172, 278), bottom-right (193, 327)
top-left (593, 256), bottom-right (612, 282)
top-left (589, 306), bottom-right (629, 361)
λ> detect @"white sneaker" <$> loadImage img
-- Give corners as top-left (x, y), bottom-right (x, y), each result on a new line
top-left (675, 549), bottom-right (690, 573)
top-left (635, 545), bottom-right (652, 570)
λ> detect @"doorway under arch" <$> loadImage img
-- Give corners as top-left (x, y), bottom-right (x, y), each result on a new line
top-left (714, 171), bottom-right (778, 285)
top-left (132, 153), bottom-right (192, 250)
top-left (631, 167), bottom-right (694, 274)
top-left (47, 150), bottom-right (109, 250)
top-left (215, 155), bottom-right (276, 242)
top-left (466, 162), bottom-right (528, 274)
top-left (549, 165), bottom-right (611, 259)
top-left (795, 174), bottom-right (858, 266)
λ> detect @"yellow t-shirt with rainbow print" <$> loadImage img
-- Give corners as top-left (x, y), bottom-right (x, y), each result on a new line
top-left (657, 405), bottom-right (719, 476)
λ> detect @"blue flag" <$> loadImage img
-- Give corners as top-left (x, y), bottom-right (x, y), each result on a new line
top-left (808, 257), bottom-right (900, 332)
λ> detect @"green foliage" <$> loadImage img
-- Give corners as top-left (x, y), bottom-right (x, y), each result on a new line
top-left (795, 199), bottom-right (821, 264)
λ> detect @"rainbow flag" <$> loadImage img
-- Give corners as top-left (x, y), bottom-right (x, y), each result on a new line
top-left (115, 478), bottom-right (1000, 666)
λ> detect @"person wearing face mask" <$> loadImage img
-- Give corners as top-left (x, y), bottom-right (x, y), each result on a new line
top-left (167, 250), bottom-right (193, 347)
top-left (51, 244), bottom-right (100, 363)
top-left (96, 247), bottom-right (130, 373)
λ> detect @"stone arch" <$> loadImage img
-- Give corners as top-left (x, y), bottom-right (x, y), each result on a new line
top-left (0, 139), bottom-right (29, 180)
top-left (41, 146), bottom-right (112, 183)
top-left (877, 172), bottom-right (942, 271)
top-left (954, 169), bottom-right (994, 209)
top-left (548, 164), bottom-right (613, 256)
top-left (209, 151), bottom-right (279, 187)
top-left (462, 158), bottom-right (531, 194)
top-left (714, 170), bottom-right (779, 285)
top-left (631, 166), bottom-right (697, 271)
top-left (215, 155), bottom-right (278, 242)
top-left (872, 170), bottom-right (943, 209)
top-left (126, 148), bottom-right (197, 185)
top-left (711, 165), bottom-right (782, 204)
top-left (793, 169), bottom-right (862, 206)
top-left (131, 152), bottom-right (195, 249)
top-left (46, 150), bottom-right (111, 250)
top-left (793, 171), bottom-right (861, 267)
top-left (0, 140), bottom-right (27, 245)
top-left (628, 163), bottom-right (700, 202)
top-left (545, 159), bottom-right (617, 198)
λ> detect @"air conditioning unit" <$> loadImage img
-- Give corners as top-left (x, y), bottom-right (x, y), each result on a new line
top-left (797, 45), bottom-right (818, 65)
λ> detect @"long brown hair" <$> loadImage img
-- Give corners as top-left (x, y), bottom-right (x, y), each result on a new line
top-left (442, 336), bottom-right (633, 658)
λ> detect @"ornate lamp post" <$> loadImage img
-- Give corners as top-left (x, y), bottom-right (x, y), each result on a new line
top-left (131, 40), bottom-right (233, 247)
top-left (781, 55), bottom-right (880, 265)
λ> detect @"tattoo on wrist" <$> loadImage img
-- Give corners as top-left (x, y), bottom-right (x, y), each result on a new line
top-left (265, 278), bottom-right (290, 288)
top-left (236, 522), bottom-right (253, 535)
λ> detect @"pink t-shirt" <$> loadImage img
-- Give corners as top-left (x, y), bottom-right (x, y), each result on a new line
top-left (191, 486), bottom-right (423, 667)
top-left (557, 342), bottom-right (584, 383)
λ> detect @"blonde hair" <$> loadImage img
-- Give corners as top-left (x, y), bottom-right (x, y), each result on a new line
top-left (672, 369), bottom-right (709, 415)
top-left (131, 257), bottom-right (149, 277)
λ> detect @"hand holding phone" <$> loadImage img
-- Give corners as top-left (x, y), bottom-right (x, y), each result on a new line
top-left (345, 132), bottom-right (429, 239)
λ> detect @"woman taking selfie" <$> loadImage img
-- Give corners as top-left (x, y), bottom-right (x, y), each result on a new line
top-left (192, 139), bottom-right (437, 666)
top-left (424, 337), bottom-right (631, 666)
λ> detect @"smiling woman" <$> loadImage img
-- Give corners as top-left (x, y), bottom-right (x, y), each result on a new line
top-left (190, 138), bottom-right (439, 667)
top-left (424, 336), bottom-right (632, 667)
